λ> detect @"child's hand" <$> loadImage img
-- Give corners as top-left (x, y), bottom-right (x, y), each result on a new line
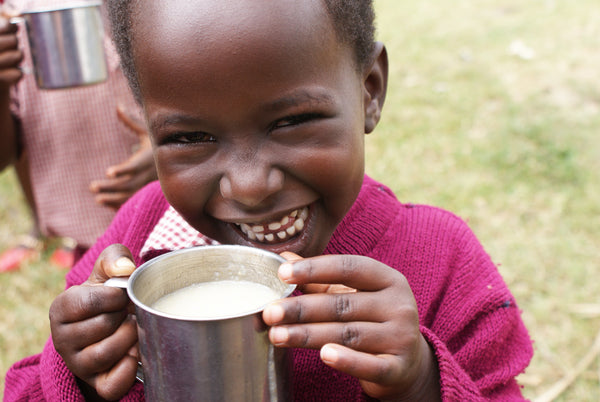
top-left (263, 254), bottom-right (440, 401)
top-left (49, 244), bottom-right (140, 400)
top-left (89, 105), bottom-right (157, 210)
top-left (0, 16), bottom-right (23, 89)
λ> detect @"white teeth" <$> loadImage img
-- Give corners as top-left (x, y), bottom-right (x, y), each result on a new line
top-left (236, 206), bottom-right (309, 243)
top-left (300, 208), bottom-right (308, 220)
top-left (294, 218), bottom-right (304, 231)
top-left (268, 222), bottom-right (282, 231)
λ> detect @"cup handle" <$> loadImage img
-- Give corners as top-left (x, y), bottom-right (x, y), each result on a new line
top-left (136, 361), bottom-right (144, 383)
top-left (104, 276), bottom-right (129, 289)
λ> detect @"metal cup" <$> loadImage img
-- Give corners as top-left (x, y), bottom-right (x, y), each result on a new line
top-left (107, 245), bottom-right (295, 402)
top-left (15, 2), bottom-right (107, 89)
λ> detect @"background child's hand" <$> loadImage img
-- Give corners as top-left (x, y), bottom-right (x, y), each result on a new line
top-left (89, 105), bottom-right (157, 210)
top-left (263, 254), bottom-right (441, 401)
top-left (0, 15), bottom-right (23, 89)
top-left (49, 244), bottom-right (139, 400)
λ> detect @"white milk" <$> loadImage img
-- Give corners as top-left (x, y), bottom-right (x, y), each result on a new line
top-left (151, 280), bottom-right (281, 318)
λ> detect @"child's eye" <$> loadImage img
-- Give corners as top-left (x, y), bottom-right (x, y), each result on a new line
top-left (271, 113), bottom-right (321, 130)
top-left (165, 132), bottom-right (216, 144)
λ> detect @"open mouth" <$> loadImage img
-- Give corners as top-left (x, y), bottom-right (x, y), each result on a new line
top-left (235, 206), bottom-right (309, 244)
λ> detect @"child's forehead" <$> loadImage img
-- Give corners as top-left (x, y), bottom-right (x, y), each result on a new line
top-left (136, 0), bottom-right (331, 45)
top-left (132, 0), bottom-right (356, 100)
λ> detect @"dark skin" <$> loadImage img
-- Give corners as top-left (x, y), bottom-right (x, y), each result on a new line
top-left (0, 15), bottom-right (156, 209)
top-left (49, 0), bottom-right (441, 400)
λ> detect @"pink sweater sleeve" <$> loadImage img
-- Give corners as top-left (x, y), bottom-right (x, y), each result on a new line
top-left (422, 324), bottom-right (529, 401)
top-left (409, 210), bottom-right (533, 401)
top-left (3, 183), bottom-right (165, 402)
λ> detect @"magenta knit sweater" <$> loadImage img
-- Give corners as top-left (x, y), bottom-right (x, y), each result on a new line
top-left (4, 176), bottom-right (533, 401)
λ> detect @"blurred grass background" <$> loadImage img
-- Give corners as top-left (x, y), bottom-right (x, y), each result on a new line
top-left (1, 0), bottom-right (599, 400)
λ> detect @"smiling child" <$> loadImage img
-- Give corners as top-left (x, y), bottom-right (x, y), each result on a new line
top-left (4, 1), bottom-right (532, 401)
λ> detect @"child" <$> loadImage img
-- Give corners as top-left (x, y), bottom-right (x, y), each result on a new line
top-left (4, 0), bottom-right (533, 400)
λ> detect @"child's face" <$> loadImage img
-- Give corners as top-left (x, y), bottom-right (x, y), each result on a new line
top-left (132, 1), bottom-right (385, 257)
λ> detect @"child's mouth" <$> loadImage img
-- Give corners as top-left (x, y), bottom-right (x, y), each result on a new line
top-left (235, 206), bottom-right (309, 244)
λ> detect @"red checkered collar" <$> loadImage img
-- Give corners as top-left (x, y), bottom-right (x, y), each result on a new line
top-left (140, 206), bottom-right (218, 259)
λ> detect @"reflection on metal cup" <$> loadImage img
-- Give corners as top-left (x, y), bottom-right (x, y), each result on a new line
top-left (16, 2), bottom-right (107, 89)
top-left (114, 245), bottom-right (295, 402)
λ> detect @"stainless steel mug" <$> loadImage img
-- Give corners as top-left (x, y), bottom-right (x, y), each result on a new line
top-left (16, 2), bottom-right (107, 89)
top-left (107, 245), bottom-right (295, 402)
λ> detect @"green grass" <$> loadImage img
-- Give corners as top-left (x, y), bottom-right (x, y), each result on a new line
top-left (1, 0), bottom-right (600, 399)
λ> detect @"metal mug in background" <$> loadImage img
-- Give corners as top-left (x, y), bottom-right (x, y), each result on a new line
top-left (106, 245), bottom-right (296, 402)
top-left (11, 2), bottom-right (107, 89)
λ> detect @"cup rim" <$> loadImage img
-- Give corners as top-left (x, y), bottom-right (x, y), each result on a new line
top-left (127, 245), bottom-right (296, 321)
top-left (21, 1), bottom-right (102, 15)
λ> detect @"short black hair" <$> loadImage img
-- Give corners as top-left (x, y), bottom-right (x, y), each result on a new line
top-left (107, 0), bottom-right (376, 104)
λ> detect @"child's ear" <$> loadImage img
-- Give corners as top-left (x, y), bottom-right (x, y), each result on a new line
top-left (363, 42), bottom-right (388, 134)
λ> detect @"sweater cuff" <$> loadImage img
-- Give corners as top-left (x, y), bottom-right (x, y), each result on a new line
top-left (420, 326), bottom-right (485, 402)
top-left (39, 337), bottom-right (87, 402)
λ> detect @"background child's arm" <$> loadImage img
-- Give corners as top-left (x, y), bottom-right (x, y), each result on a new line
top-left (0, 16), bottom-right (22, 171)
top-left (49, 244), bottom-right (139, 401)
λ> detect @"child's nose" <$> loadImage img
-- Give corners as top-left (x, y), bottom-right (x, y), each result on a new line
top-left (219, 163), bottom-right (284, 208)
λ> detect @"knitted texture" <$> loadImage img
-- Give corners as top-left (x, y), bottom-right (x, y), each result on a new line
top-left (4, 176), bottom-right (532, 401)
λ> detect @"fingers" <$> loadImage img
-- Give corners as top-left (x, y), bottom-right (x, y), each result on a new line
top-left (264, 253), bottom-right (421, 355)
top-left (280, 252), bottom-right (356, 295)
top-left (102, 145), bottom-right (155, 179)
top-left (49, 286), bottom-right (135, 393)
top-left (75, 315), bottom-right (138, 375)
top-left (0, 18), bottom-right (22, 86)
top-left (77, 317), bottom-right (139, 401)
top-left (90, 173), bottom-right (137, 192)
top-left (50, 285), bottom-right (130, 326)
top-left (116, 103), bottom-right (147, 136)
top-left (88, 244), bottom-right (136, 284)
top-left (279, 252), bottom-right (347, 295)
top-left (279, 254), bottom-right (401, 291)
top-left (89, 147), bottom-right (156, 205)
top-left (0, 31), bottom-right (18, 52)
top-left (320, 344), bottom-right (404, 385)
top-left (93, 190), bottom-right (131, 210)
top-left (265, 254), bottom-right (435, 400)
top-left (0, 17), bottom-right (18, 36)
top-left (93, 345), bottom-right (140, 401)
top-left (269, 320), bottom-right (409, 353)
top-left (267, 290), bottom-right (387, 325)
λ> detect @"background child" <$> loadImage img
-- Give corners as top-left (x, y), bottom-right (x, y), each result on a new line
top-left (0, 0), bottom-right (157, 272)
top-left (4, 0), bottom-right (533, 400)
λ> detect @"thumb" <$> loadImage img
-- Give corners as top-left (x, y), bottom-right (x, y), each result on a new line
top-left (89, 244), bottom-right (137, 284)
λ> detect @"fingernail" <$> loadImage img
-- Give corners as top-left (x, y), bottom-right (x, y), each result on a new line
top-left (269, 326), bottom-right (289, 345)
top-left (320, 344), bottom-right (339, 364)
top-left (264, 303), bottom-right (285, 323)
top-left (113, 257), bottom-right (136, 275)
top-left (279, 263), bottom-right (293, 282)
